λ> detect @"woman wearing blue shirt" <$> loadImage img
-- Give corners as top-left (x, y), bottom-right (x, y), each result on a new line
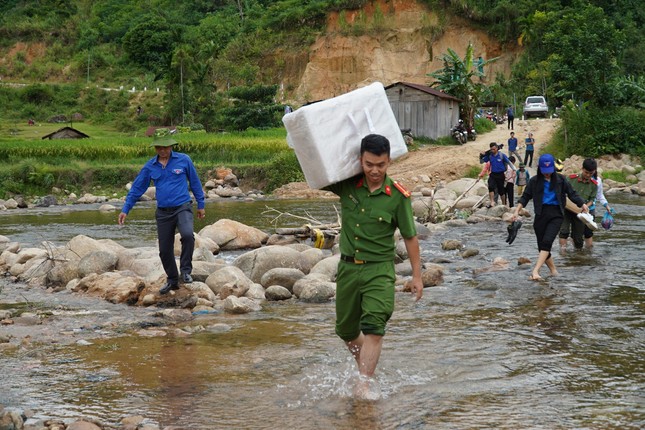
top-left (512, 154), bottom-right (588, 280)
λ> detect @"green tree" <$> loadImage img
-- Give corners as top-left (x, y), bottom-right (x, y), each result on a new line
top-left (427, 42), bottom-right (497, 128)
top-left (541, 4), bottom-right (624, 105)
top-left (122, 18), bottom-right (179, 77)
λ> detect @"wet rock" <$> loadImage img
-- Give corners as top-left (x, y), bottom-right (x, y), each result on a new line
top-left (265, 285), bottom-right (292, 301)
top-left (297, 247), bottom-right (326, 274)
top-left (4, 198), bottom-right (18, 209)
top-left (260, 268), bottom-right (305, 291)
top-left (308, 254), bottom-right (339, 279)
top-left (224, 296), bottom-right (261, 314)
top-left (461, 248), bottom-right (479, 258)
top-left (205, 266), bottom-right (252, 296)
top-left (518, 257), bottom-right (531, 265)
top-left (185, 281), bottom-right (217, 302)
top-left (159, 309), bottom-right (193, 323)
top-left (298, 280), bottom-right (336, 303)
top-left (66, 419), bottom-right (102, 430)
top-left (233, 245), bottom-right (302, 283)
top-left (421, 265), bottom-right (444, 287)
top-left (74, 272), bottom-right (145, 304)
top-left (0, 409), bottom-right (24, 430)
top-left (441, 239), bottom-right (462, 250)
top-left (292, 273), bottom-right (332, 297)
top-left (191, 260), bottom-right (227, 282)
top-left (98, 204), bottom-right (116, 212)
top-left (199, 219), bottom-right (268, 250)
top-left (245, 283), bottom-right (266, 300)
top-left (78, 250), bottom-right (119, 278)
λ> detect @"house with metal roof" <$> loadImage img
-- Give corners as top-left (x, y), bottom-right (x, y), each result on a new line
top-left (385, 82), bottom-right (461, 140)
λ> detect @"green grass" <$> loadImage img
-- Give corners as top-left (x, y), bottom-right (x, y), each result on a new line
top-left (0, 125), bottom-right (294, 197)
top-left (602, 170), bottom-right (639, 184)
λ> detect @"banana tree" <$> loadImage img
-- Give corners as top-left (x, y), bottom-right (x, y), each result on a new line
top-left (427, 42), bottom-right (498, 129)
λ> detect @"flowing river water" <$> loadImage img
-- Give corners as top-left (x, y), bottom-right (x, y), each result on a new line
top-left (0, 196), bottom-right (643, 429)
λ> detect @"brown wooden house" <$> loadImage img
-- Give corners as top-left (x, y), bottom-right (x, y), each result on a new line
top-left (385, 82), bottom-right (461, 139)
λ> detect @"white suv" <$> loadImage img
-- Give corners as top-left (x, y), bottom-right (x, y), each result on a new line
top-left (524, 96), bottom-right (548, 118)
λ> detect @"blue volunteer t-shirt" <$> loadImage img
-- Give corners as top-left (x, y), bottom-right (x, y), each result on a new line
top-left (508, 137), bottom-right (518, 151)
top-left (525, 138), bottom-right (534, 151)
top-left (542, 180), bottom-right (558, 205)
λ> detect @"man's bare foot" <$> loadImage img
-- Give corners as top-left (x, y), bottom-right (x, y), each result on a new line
top-left (353, 375), bottom-right (382, 401)
top-left (549, 270), bottom-right (559, 277)
top-left (530, 273), bottom-right (543, 281)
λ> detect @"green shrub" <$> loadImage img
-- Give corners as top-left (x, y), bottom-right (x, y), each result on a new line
top-left (474, 117), bottom-right (496, 134)
top-left (263, 151), bottom-right (305, 193)
top-left (557, 104), bottom-right (645, 158)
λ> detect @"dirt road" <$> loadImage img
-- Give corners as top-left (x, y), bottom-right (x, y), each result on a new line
top-left (273, 117), bottom-right (560, 198)
top-left (389, 117), bottom-right (560, 188)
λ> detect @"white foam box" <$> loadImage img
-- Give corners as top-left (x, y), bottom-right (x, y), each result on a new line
top-left (282, 82), bottom-right (407, 189)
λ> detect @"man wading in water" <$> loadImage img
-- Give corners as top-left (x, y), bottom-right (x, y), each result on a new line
top-left (118, 137), bottom-right (205, 294)
top-left (324, 134), bottom-right (423, 399)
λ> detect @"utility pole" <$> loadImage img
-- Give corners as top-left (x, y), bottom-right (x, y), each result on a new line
top-left (180, 57), bottom-right (185, 124)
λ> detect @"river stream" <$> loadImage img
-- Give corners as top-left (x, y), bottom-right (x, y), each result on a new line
top-left (1, 196), bottom-right (643, 429)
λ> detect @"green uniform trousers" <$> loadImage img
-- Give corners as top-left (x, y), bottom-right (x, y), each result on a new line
top-left (335, 260), bottom-right (395, 341)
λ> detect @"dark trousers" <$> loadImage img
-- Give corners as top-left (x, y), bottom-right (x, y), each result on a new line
top-left (508, 116), bottom-right (514, 130)
top-left (534, 205), bottom-right (563, 255)
top-left (156, 202), bottom-right (195, 283)
top-left (559, 210), bottom-right (586, 249)
top-left (524, 150), bottom-right (534, 167)
top-left (505, 183), bottom-right (514, 207)
top-left (488, 172), bottom-right (506, 196)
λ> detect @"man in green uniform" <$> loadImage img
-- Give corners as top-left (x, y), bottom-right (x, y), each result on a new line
top-left (559, 158), bottom-right (598, 249)
top-left (325, 134), bottom-right (423, 398)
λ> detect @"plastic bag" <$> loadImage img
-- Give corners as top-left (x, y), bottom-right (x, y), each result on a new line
top-left (601, 211), bottom-right (614, 230)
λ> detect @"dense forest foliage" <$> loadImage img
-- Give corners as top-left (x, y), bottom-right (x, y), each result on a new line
top-left (0, 0), bottom-right (643, 156)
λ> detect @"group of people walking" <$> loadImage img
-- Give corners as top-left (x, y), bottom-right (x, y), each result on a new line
top-left (119, 132), bottom-right (614, 401)
top-left (477, 132), bottom-right (614, 281)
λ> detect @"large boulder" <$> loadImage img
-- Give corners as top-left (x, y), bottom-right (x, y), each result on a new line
top-left (233, 245), bottom-right (303, 283)
top-left (198, 219), bottom-right (268, 250)
top-left (260, 267), bottom-right (305, 292)
top-left (308, 255), bottom-right (340, 280)
top-left (72, 272), bottom-right (145, 304)
top-left (68, 234), bottom-right (114, 258)
top-left (77, 250), bottom-right (119, 278)
top-left (297, 247), bottom-right (326, 274)
top-left (298, 280), bottom-right (336, 303)
top-left (205, 266), bottom-right (252, 296)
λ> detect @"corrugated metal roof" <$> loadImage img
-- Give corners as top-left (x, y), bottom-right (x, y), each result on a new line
top-left (385, 81), bottom-right (462, 102)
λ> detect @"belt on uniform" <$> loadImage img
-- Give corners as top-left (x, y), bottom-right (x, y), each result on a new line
top-left (340, 255), bottom-right (369, 264)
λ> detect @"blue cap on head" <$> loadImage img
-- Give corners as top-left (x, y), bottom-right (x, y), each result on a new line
top-left (538, 154), bottom-right (555, 174)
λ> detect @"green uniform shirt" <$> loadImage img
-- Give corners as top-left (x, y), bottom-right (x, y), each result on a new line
top-left (326, 174), bottom-right (417, 262)
top-left (567, 174), bottom-right (598, 205)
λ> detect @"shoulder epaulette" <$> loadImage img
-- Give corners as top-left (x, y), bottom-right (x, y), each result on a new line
top-left (569, 174), bottom-right (578, 179)
top-left (393, 181), bottom-right (411, 198)
top-left (590, 178), bottom-right (598, 185)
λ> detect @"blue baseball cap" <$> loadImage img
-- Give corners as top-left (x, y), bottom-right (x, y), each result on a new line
top-left (538, 154), bottom-right (555, 174)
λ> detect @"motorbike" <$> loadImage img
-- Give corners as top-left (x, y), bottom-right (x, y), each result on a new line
top-left (451, 124), bottom-right (468, 144)
top-left (468, 126), bottom-right (477, 141)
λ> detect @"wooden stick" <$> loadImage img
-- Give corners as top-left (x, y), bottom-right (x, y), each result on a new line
top-left (442, 179), bottom-right (480, 215)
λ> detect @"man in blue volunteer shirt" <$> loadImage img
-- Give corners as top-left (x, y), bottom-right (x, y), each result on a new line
top-left (118, 137), bottom-right (206, 294)
top-left (480, 142), bottom-right (515, 208)
top-left (508, 131), bottom-right (521, 162)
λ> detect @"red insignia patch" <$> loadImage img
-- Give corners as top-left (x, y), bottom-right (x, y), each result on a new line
top-left (385, 185), bottom-right (391, 196)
